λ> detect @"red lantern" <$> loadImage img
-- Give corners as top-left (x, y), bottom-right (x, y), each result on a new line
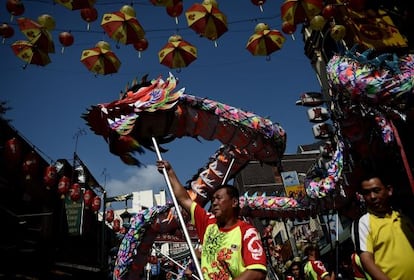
top-left (166, 0), bottom-right (183, 24)
top-left (83, 189), bottom-right (94, 208)
top-left (57, 176), bottom-right (70, 198)
top-left (282, 21), bottom-right (296, 37)
top-left (251, 0), bottom-right (266, 12)
top-left (43, 165), bottom-right (57, 189)
top-left (58, 31), bottom-right (74, 53)
top-left (133, 38), bottom-right (149, 58)
top-left (91, 195), bottom-right (101, 211)
top-left (106, 209), bottom-right (114, 223)
top-left (0, 23), bottom-right (15, 42)
top-left (22, 151), bottom-right (39, 180)
top-left (69, 183), bottom-right (81, 201)
top-left (322, 4), bottom-right (336, 19)
top-left (80, 7), bottom-right (98, 30)
top-left (113, 219), bottom-right (121, 232)
top-left (6, 0), bottom-right (25, 21)
top-left (4, 137), bottom-right (22, 167)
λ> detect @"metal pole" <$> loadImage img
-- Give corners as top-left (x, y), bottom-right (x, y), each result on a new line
top-left (221, 157), bottom-right (235, 185)
top-left (151, 137), bottom-right (204, 280)
top-left (153, 245), bottom-right (200, 280)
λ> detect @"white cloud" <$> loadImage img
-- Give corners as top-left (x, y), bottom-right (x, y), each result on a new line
top-left (105, 164), bottom-right (166, 197)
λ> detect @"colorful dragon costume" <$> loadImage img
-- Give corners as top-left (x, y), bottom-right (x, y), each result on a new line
top-left (83, 72), bottom-right (287, 204)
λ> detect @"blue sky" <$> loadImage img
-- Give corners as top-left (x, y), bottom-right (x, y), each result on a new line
top-left (1, 0), bottom-right (321, 202)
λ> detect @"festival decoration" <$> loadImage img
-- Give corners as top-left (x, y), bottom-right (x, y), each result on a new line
top-left (11, 40), bottom-right (51, 67)
top-left (246, 23), bottom-right (285, 58)
top-left (6, 0), bottom-right (25, 21)
top-left (80, 7), bottom-right (98, 30)
top-left (158, 34), bottom-right (197, 69)
top-left (22, 151), bottom-right (40, 180)
top-left (37, 14), bottom-right (56, 31)
top-left (101, 6), bottom-right (145, 46)
top-left (69, 183), bottom-right (81, 201)
top-left (326, 49), bottom-right (414, 103)
top-left (58, 31), bottom-right (74, 53)
top-left (185, 0), bottom-right (228, 45)
top-left (309, 15), bottom-right (326, 31)
top-left (113, 219), bottom-right (121, 232)
top-left (281, 21), bottom-right (296, 40)
top-left (330, 24), bottom-right (346, 41)
top-left (251, 0), bottom-right (266, 12)
top-left (54, 0), bottom-right (95, 11)
top-left (106, 209), bottom-right (115, 223)
top-left (80, 41), bottom-right (121, 75)
top-left (0, 23), bottom-right (15, 43)
top-left (43, 165), bottom-right (58, 189)
top-left (133, 38), bottom-right (148, 58)
top-left (57, 176), bottom-right (70, 198)
top-left (91, 195), bottom-right (101, 211)
top-left (83, 72), bottom-right (286, 204)
top-left (166, 0), bottom-right (183, 24)
top-left (17, 17), bottom-right (55, 53)
top-left (280, 0), bottom-right (323, 26)
top-left (83, 189), bottom-right (94, 208)
top-left (4, 137), bottom-right (22, 168)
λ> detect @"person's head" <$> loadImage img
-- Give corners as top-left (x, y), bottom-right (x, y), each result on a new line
top-left (290, 261), bottom-right (301, 278)
top-left (358, 170), bottom-right (393, 215)
top-left (304, 244), bottom-right (319, 261)
top-left (211, 184), bottom-right (240, 223)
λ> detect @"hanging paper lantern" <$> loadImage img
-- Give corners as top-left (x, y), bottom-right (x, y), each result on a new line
top-left (69, 183), bottom-right (81, 201)
top-left (57, 176), bottom-right (70, 198)
top-left (58, 31), bottom-right (74, 53)
top-left (83, 189), bottom-right (94, 208)
top-left (120, 4), bottom-right (136, 17)
top-left (133, 38), bottom-right (148, 58)
top-left (330, 24), bottom-right (346, 41)
top-left (106, 209), bottom-right (114, 222)
top-left (113, 219), bottom-right (121, 232)
top-left (22, 151), bottom-right (40, 180)
top-left (322, 4), bottom-right (336, 19)
top-left (4, 137), bottom-right (22, 167)
top-left (0, 23), bottom-right (15, 43)
top-left (309, 15), bottom-right (326, 31)
top-left (251, 0), bottom-right (266, 12)
top-left (38, 14), bottom-right (56, 31)
top-left (166, 0), bottom-right (183, 24)
top-left (80, 7), bottom-right (98, 30)
top-left (281, 21), bottom-right (296, 40)
top-left (6, 0), bottom-right (25, 21)
top-left (91, 196), bottom-right (101, 211)
top-left (43, 165), bottom-right (57, 189)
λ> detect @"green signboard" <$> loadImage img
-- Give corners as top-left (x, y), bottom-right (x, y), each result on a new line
top-left (65, 194), bottom-right (84, 235)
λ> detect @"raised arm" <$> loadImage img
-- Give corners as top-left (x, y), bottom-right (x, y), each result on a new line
top-left (156, 160), bottom-right (193, 213)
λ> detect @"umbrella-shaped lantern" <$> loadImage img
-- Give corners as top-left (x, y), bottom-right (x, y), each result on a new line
top-left (246, 23), bottom-right (285, 59)
top-left (11, 40), bottom-right (51, 68)
top-left (101, 5), bottom-right (145, 46)
top-left (280, 0), bottom-right (323, 26)
top-left (54, 0), bottom-right (95, 11)
top-left (80, 41), bottom-right (121, 75)
top-left (17, 17), bottom-right (55, 53)
top-left (185, 0), bottom-right (228, 46)
top-left (158, 34), bottom-right (197, 69)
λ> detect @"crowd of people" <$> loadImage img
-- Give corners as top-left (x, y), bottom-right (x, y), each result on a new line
top-left (153, 159), bottom-right (414, 280)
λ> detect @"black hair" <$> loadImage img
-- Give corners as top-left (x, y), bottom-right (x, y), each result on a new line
top-left (213, 184), bottom-right (240, 199)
